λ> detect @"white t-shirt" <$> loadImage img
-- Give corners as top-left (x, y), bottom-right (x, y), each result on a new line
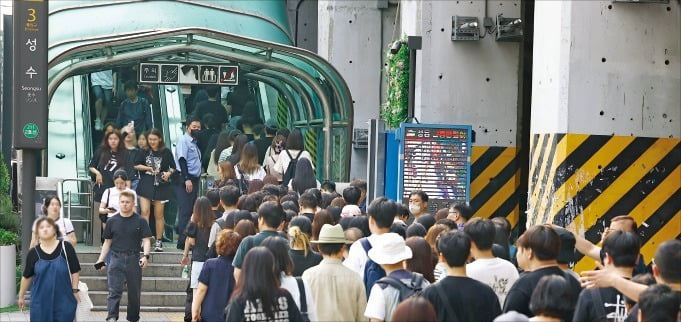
top-left (343, 233), bottom-right (383, 279)
top-left (365, 284), bottom-right (387, 321)
top-left (466, 257), bottom-right (519, 306)
top-left (234, 164), bottom-right (266, 181)
top-left (101, 187), bottom-right (138, 217)
top-left (272, 149), bottom-right (313, 177)
top-left (90, 70), bottom-right (114, 89)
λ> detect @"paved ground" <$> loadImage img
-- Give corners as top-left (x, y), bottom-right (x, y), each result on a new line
top-left (0, 310), bottom-right (185, 322)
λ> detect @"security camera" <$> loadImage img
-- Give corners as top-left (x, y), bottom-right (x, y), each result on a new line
top-left (390, 41), bottom-right (404, 55)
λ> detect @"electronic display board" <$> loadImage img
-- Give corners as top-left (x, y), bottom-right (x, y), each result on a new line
top-left (397, 124), bottom-right (471, 213)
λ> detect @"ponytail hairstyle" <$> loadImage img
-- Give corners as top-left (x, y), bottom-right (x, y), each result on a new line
top-left (288, 226), bottom-right (312, 256)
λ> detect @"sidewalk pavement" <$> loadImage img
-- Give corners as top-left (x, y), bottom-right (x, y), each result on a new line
top-left (0, 310), bottom-right (185, 322)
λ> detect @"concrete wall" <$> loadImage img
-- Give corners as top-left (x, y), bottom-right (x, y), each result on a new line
top-left (318, 0), bottom-right (384, 180)
top-left (532, 1), bottom-right (680, 138)
top-left (401, 0), bottom-right (522, 147)
top-left (287, 0), bottom-right (319, 52)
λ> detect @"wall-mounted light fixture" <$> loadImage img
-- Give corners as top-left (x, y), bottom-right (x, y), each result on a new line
top-left (495, 14), bottom-right (522, 42)
top-left (451, 16), bottom-right (480, 41)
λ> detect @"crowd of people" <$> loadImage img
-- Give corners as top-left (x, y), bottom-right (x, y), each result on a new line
top-left (16, 82), bottom-right (681, 322)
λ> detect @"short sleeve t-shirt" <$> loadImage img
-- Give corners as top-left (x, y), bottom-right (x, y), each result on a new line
top-left (503, 266), bottom-right (582, 321)
top-left (573, 286), bottom-right (630, 322)
top-left (197, 256), bottom-right (236, 322)
top-left (101, 187), bottom-right (138, 217)
top-left (466, 257), bottom-right (520, 306)
top-left (422, 276), bottom-right (501, 322)
top-left (32, 216), bottom-right (75, 237)
top-left (102, 213), bottom-right (152, 252)
top-left (184, 222), bottom-right (211, 262)
top-left (225, 289), bottom-right (303, 322)
top-left (289, 249), bottom-right (322, 277)
top-left (232, 230), bottom-right (280, 269)
top-left (23, 242), bottom-right (81, 278)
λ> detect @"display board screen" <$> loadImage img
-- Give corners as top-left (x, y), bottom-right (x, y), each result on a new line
top-left (398, 124), bottom-right (471, 212)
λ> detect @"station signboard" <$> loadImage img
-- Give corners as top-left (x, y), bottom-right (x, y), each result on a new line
top-left (13, 0), bottom-right (48, 149)
top-left (397, 123), bottom-right (472, 213)
top-left (139, 63), bottom-right (239, 86)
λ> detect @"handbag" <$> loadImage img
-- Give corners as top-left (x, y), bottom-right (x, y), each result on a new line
top-left (63, 241), bottom-right (93, 321)
top-left (295, 277), bottom-right (310, 322)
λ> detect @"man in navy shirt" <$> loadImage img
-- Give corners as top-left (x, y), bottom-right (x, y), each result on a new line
top-left (174, 116), bottom-right (202, 250)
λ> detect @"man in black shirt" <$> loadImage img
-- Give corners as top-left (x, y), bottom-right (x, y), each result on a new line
top-left (253, 121), bottom-right (275, 164)
top-left (193, 86), bottom-right (228, 128)
top-left (95, 191), bottom-right (152, 322)
top-left (423, 230), bottom-right (502, 322)
top-left (299, 192), bottom-right (318, 222)
top-left (503, 225), bottom-right (582, 321)
top-left (573, 230), bottom-right (640, 322)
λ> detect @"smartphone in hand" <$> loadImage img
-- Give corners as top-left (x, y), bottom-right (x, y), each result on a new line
top-left (94, 262), bottom-right (106, 270)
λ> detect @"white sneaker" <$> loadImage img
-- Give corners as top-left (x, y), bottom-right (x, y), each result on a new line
top-left (94, 118), bottom-right (103, 131)
top-left (155, 239), bottom-right (163, 252)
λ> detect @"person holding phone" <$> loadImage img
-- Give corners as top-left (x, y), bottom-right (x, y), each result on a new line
top-left (94, 191), bottom-right (152, 322)
top-left (99, 169), bottom-right (138, 230)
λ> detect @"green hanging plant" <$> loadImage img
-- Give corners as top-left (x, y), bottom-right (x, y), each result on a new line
top-left (381, 40), bottom-right (410, 129)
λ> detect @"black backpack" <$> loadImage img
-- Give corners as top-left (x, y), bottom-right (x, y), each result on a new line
top-left (282, 150), bottom-right (301, 186)
top-left (235, 164), bottom-right (250, 195)
top-left (375, 273), bottom-right (426, 302)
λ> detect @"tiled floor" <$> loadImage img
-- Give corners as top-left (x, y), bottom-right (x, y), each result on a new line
top-left (0, 310), bottom-right (185, 322)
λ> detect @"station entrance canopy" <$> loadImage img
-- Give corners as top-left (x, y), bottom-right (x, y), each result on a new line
top-left (46, 2), bottom-right (354, 181)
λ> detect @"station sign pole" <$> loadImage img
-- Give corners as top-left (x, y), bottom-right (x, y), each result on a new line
top-left (13, 0), bottom-right (48, 261)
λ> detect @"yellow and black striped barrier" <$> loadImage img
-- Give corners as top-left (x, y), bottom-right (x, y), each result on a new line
top-left (528, 133), bottom-right (680, 272)
top-left (276, 95), bottom-right (289, 129)
top-left (470, 146), bottom-right (521, 227)
top-left (305, 128), bottom-right (318, 167)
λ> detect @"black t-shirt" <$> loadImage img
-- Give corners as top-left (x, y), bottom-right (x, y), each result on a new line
top-left (194, 100), bottom-right (228, 126)
top-left (254, 137), bottom-right (273, 165)
top-left (134, 148), bottom-right (176, 179)
top-left (103, 213), bottom-right (153, 252)
top-left (89, 148), bottom-right (126, 187)
top-left (624, 290), bottom-right (681, 322)
top-left (289, 249), bottom-right (322, 277)
top-left (225, 289), bottom-right (303, 322)
top-left (23, 242), bottom-right (81, 278)
top-left (503, 266), bottom-right (582, 321)
top-left (573, 286), bottom-right (629, 322)
top-left (423, 276), bottom-right (501, 322)
top-left (185, 222), bottom-right (211, 262)
top-left (300, 213), bottom-right (314, 223)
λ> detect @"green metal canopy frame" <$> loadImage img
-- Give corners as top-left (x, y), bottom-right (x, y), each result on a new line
top-left (47, 26), bottom-right (354, 180)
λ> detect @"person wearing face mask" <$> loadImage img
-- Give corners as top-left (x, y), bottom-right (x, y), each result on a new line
top-left (407, 190), bottom-right (430, 225)
top-left (175, 116), bottom-right (203, 250)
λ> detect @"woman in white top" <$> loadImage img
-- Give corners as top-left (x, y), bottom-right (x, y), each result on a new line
top-left (263, 134), bottom-right (286, 181)
top-left (273, 129), bottom-right (314, 184)
top-left (30, 195), bottom-right (77, 248)
top-left (98, 169), bottom-right (138, 229)
top-left (234, 142), bottom-right (266, 181)
top-left (206, 132), bottom-right (230, 179)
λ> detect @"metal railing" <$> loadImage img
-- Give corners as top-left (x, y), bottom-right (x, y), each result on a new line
top-left (59, 178), bottom-right (94, 245)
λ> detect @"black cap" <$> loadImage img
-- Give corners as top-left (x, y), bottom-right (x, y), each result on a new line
top-left (554, 226), bottom-right (576, 264)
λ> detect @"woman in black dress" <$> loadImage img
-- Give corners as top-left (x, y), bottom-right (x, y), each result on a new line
top-left (134, 128), bottom-right (175, 252)
top-left (89, 129), bottom-right (127, 231)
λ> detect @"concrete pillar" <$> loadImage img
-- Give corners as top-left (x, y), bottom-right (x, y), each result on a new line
top-left (400, 0), bottom-right (524, 225)
top-left (318, 0), bottom-right (383, 181)
top-left (529, 2), bottom-right (680, 272)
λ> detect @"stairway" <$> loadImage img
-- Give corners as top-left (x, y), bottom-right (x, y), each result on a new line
top-left (77, 249), bottom-right (189, 312)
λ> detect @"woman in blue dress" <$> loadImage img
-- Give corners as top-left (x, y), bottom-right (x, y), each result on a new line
top-left (18, 217), bottom-right (81, 322)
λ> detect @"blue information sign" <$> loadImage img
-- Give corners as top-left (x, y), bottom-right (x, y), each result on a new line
top-left (397, 123), bottom-right (472, 212)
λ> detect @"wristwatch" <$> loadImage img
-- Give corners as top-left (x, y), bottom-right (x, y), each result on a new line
top-left (72, 289), bottom-right (80, 293)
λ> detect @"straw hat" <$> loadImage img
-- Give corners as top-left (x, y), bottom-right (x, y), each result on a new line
top-left (367, 233), bottom-right (413, 265)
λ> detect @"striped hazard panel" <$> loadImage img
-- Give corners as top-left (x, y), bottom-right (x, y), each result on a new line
top-left (470, 146), bottom-right (521, 227)
top-left (527, 133), bottom-right (680, 272)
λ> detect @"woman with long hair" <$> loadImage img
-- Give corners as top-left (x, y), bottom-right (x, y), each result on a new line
top-left (234, 219), bottom-right (257, 238)
top-left (122, 124), bottom-right (140, 189)
top-left (287, 216), bottom-right (322, 277)
top-left (89, 129), bottom-right (128, 225)
top-left (235, 142), bottom-right (266, 181)
top-left (405, 236), bottom-right (437, 283)
top-left (260, 236), bottom-right (317, 321)
top-left (220, 133), bottom-right (249, 165)
top-left (263, 134), bottom-right (286, 181)
top-left (273, 129), bottom-right (314, 185)
top-left (192, 230), bottom-right (242, 322)
top-left (214, 161), bottom-right (237, 188)
top-left (98, 170), bottom-right (138, 229)
top-left (18, 217), bottom-right (81, 321)
top-left (290, 158), bottom-right (319, 195)
top-left (181, 197), bottom-right (216, 298)
top-left (225, 247), bottom-right (303, 322)
top-left (134, 128), bottom-right (176, 252)
top-left (206, 131), bottom-right (230, 178)
top-left (30, 195), bottom-right (77, 247)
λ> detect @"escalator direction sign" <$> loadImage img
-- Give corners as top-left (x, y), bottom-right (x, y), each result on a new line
top-left (139, 63), bottom-right (239, 85)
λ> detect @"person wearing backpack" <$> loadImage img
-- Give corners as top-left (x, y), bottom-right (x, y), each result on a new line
top-left (344, 197), bottom-right (397, 295)
top-left (364, 232), bottom-right (430, 322)
top-left (234, 142), bottom-right (266, 194)
top-left (208, 186), bottom-right (241, 248)
top-left (273, 129), bottom-right (313, 186)
top-left (422, 230), bottom-right (501, 322)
